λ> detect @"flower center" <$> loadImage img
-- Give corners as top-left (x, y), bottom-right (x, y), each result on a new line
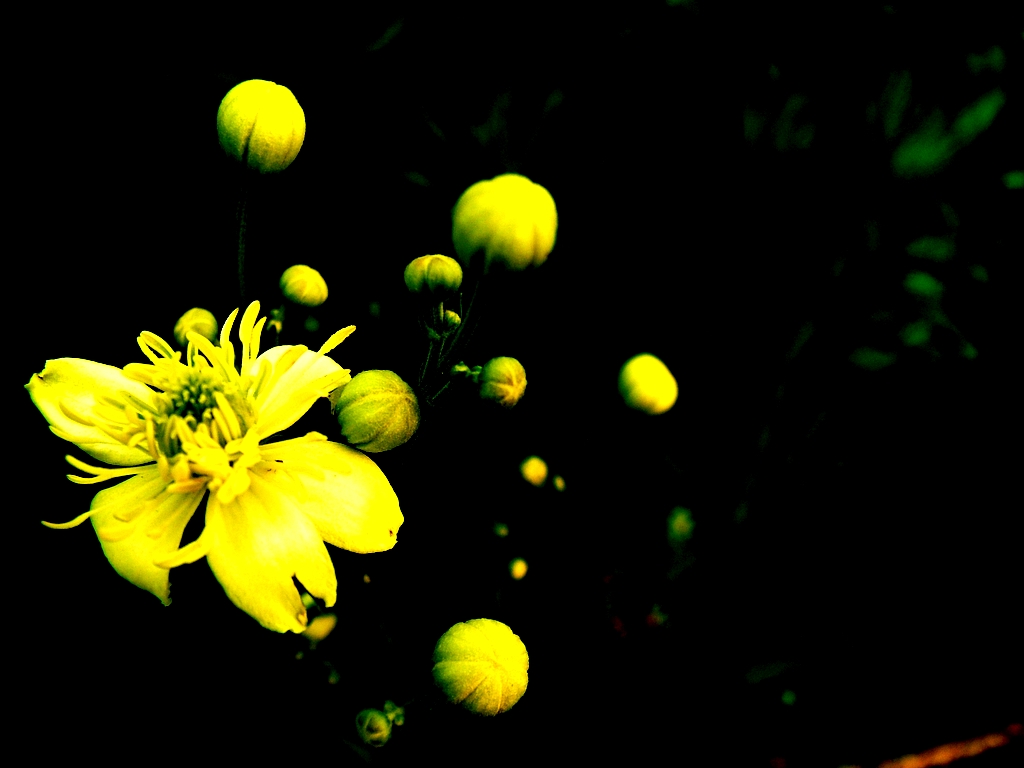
top-left (112, 309), bottom-right (268, 504)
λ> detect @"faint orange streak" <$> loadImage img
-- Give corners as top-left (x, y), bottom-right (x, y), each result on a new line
top-left (872, 723), bottom-right (1020, 768)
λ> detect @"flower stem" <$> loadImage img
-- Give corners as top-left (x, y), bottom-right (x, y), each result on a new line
top-left (236, 172), bottom-right (251, 302)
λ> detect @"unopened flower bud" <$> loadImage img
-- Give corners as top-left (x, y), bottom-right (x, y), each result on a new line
top-left (619, 353), bottom-right (678, 415)
top-left (443, 310), bottom-right (461, 330)
top-left (404, 254), bottom-right (463, 295)
top-left (452, 173), bottom-right (557, 271)
top-left (280, 264), bottom-right (328, 307)
top-left (355, 709), bottom-right (392, 747)
top-left (217, 79), bottom-right (305, 173)
top-left (332, 370), bottom-right (419, 452)
top-left (173, 308), bottom-right (218, 347)
top-left (478, 357), bottom-right (526, 408)
top-left (520, 456), bottom-right (547, 487)
top-left (432, 618), bottom-right (529, 715)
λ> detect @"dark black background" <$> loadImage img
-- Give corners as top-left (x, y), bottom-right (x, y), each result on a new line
top-left (14, 4), bottom-right (1021, 765)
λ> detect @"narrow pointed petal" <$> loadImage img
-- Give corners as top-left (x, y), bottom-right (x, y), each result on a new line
top-left (203, 471), bottom-right (338, 633)
top-left (27, 359), bottom-right (157, 466)
top-left (258, 438), bottom-right (403, 553)
top-left (89, 470), bottom-right (205, 604)
top-left (251, 346), bottom-right (349, 439)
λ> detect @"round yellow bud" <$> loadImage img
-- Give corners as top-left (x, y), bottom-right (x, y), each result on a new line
top-left (479, 357), bottom-right (527, 408)
top-left (280, 264), bottom-right (328, 307)
top-left (509, 558), bottom-right (528, 580)
top-left (173, 307), bottom-right (218, 347)
top-left (355, 709), bottom-right (392, 747)
top-left (618, 354), bottom-right (678, 415)
top-left (404, 254), bottom-right (463, 295)
top-left (520, 456), bottom-right (548, 487)
top-left (452, 173), bottom-right (558, 271)
top-left (217, 79), bottom-right (305, 173)
top-left (432, 618), bottom-right (529, 715)
top-left (332, 370), bottom-right (420, 452)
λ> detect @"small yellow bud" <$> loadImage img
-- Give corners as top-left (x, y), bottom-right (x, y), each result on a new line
top-left (432, 618), bottom-right (529, 715)
top-left (509, 558), bottom-right (528, 580)
top-left (301, 613), bottom-right (338, 648)
top-left (332, 370), bottom-right (420, 452)
top-left (667, 507), bottom-right (695, 543)
top-left (443, 310), bottom-right (461, 330)
top-left (355, 709), bottom-right (392, 747)
top-left (404, 254), bottom-right (463, 295)
top-left (520, 456), bottom-right (548, 487)
top-left (217, 79), bottom-right (305, 173)
top-left (173, 308), bottom-right (218, 347)
top-left (452, 173), bottom-right (558, 271)
top-left (479, 357), bottom-right (527, 408)
top-left (280, 264), bottom-right (328, 307)
top-left (618, 353), bottom-right (678, 415)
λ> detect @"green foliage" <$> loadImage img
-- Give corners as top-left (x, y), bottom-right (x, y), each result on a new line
top-left (951, 89), bottom-right (1005, 142)
top-left (904, 271), bottom-right (944, 299)
top-left (900, 320), bottom-right (931, 347)
top-left (892, 112), bottom-right (953, 177)
top-left (1003, 171), bottom-right (1024, 189)
top-left (966, 46), bottom-right (1005, 74)
top-left (906, 236), bottom-right (955, 262)
top-left (850, 348), bottom-right (897, 370)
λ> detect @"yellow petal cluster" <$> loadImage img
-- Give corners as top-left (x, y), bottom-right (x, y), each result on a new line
top-left (26, 301), bottom-right (403, 632)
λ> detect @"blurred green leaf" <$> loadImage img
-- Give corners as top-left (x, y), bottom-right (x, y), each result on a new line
top-left (851, 348), bottom-right (897, 370)
top-left (966, 46), bottom-right (1005, 74)
top-left (906, 236), bottom-right (955, 261)
top-left (892, 111), bottom-right (953, 177)
top-left (880, 70), bottom-right (912, 139)
top-left (904, 271), bottom-right (944, 299)
top-left (1003, 170), bottom-right (1024, 189)
top-left (951, 89), bottom-right (1005, 141)
top-left (900, 320), bottom-right (931, 347)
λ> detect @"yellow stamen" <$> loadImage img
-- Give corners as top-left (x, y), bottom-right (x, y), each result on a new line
top-left (42, 509), bottom-right (97, 529)
top-left (318, 325), bottom-right (356, 356)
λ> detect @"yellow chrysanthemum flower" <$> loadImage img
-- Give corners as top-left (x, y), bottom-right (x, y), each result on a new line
top-left (26, 301), bottom-right (403, 633)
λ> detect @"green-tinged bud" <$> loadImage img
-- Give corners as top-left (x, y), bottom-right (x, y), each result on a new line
top-left (619, 353), bottom-right (677, 415)
top-left (404, 254), bottom-right (463, 295)
top-left (444, 310), bottom-right (461, 331)
top-left (355, 709), bottom-right (392, 747)
top-left (280, 264), bottom-right (328, 307)
top-left (217, 79), bottom-right (305, 173)
top-left (667, 507), bottom-right (695, 544)
top-left (432, 619), bottom-right (529, 715)
top-left (173, 308), bottom-right (218, 347)
top-left (479, 357), bottom-right (527, 408)
top-left (452, 173), bottom-right (558, 271)
top-left (332, 370), bottom-right (419, 452)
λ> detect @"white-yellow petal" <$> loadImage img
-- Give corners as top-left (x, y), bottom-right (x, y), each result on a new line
top-left (202, 471), bottom-right (338, 633)
top-left (89, 469), bottom-right (205, 604)
top-left (252, 346), bottom-right (350, 439)
top-left (27, 359), bottom-right (158, 466)
top-left (257, 438), bottom-right (403, 553)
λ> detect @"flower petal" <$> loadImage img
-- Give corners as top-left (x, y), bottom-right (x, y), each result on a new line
top-left (258, 437), bottom-right (403, 553)
top-left (202, 471), bottom-right (338, 633)
top-left (89, 469), bottom-right (205, 604)
top-left (27, 359), bottom-right (158, 466)
top-left (251, 346), bottom-right (350, 439)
